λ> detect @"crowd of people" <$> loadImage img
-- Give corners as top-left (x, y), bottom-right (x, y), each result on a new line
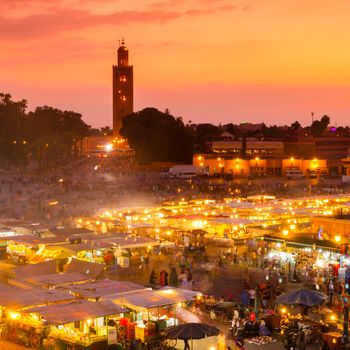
top-left (0, 152), bottom-right (348, 226)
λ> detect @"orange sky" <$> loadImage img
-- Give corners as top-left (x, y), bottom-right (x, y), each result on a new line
top-left (1, 0), bottom-right (350, 127)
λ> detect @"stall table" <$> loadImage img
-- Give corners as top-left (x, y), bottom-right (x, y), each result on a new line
top-left (322, 332), bottom-right (342, 350)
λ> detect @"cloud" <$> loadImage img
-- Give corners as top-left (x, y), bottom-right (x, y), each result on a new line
top-left (0, 9), bottom-right (182, 39)
top-left (0, 0), bottom-right (113, 8)
top-left (0, 4), bottom-right (239, 40)
top-left (185, 5), bottom-right (236, 16)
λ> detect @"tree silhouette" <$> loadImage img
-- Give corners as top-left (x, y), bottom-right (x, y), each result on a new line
top-left (0, 93), bottom-right (90, 166)
top-left (310, 115), bottom-right (330, 136)
top-left (120, 107), bottom-right (194, 164)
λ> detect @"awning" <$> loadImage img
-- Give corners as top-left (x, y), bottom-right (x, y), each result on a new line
top-left (62, 279), bottom-right (145, 299)
top-left (0, 287), bottom-right (74, 309)
top-left (25, 300), bottom-right (127, 325)
top-left (101, 236), bottom-right (158, 249)
top-left (104, 287), bottom-right (200, 312)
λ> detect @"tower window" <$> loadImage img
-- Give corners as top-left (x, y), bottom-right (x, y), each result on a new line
top-left (120, 95), bottom-right (126, 101)
top-left (120, 75), bottom-right (127, 82)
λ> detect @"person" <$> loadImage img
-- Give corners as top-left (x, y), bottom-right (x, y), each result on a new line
top-left (159, 270), bottom-right (165, 286)
top-left (236, 338), bottom-right (245, 350)
top-left (164, 270), bottom-right (169, 286)
top-left (210, 309), bottom-right (216, 320)
top-left (248, 288), bottom-right (256, 307)
top-left (183, 339), bottom-right (190, 350)
top-left (329, 280), bottom-right (334, 305)
top-left (217, 331), bottom-right (226, 350)
top-left (218, 255), bottom-right (223, 268)
top-left (230, 309), bottom-right (239, 338)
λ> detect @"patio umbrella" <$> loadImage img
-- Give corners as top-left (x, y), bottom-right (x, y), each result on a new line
top-left (166, 323), bottom-right (219, 350)
top-left (276, 288), bottom-right (326, 307)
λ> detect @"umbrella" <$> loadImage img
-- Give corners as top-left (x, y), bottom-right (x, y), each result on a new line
top-left (166, 323), bottom-right (219, 349)
top-left (276, 288), bottom-right (326, 307)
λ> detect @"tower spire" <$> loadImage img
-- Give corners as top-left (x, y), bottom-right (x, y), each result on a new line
top-left (113, 40), bottom-right (133, 136)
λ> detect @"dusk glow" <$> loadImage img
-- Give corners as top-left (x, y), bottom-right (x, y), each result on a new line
top-left (2, 0), bottom-right (350, 126)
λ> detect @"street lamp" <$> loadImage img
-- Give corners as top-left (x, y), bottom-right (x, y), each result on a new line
top-left (105, 143), bottom-right (113, 152)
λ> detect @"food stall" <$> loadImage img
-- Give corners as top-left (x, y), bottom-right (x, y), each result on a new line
top-left (205, 217), bottom-right (254, 245)
top-left (23, 300), bottom-right (128, 350)
top-left (173, 229), bottom-right (206, 253)
top-left (4, 235), bottom-right (67, 264)
top-left (0, 285), bottom-right (75, 349)
top-left (100, 235), bottom-right (159, 268)
top-left (54, 242), bottom-right (112, 264)
top-left (102, 287), bottom-right (200, 344)
top-left (260, 235), bottom-right (341, 284)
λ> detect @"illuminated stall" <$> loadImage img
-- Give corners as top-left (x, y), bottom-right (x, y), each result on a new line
top-left (103, 287), bottom-right (200, 343)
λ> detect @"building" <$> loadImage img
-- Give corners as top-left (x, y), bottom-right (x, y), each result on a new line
top-left (112, 39), bottom-right (133, 137)
top-left (284, 140), bottom-right (315, 159)
top-left (284, 135), bottom-right (350, 175)
top-left (314, 136), bottom-right (350, 160)
top-left (80, 135), bottom-right (112, 157)
top-left (194, 137), bottom-right (328, 177)
top-left (193, 155), bottom-right (328, 178)
top-left (210, 139), bottom-right (284, 159)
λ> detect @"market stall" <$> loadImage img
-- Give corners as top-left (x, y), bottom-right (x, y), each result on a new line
top-left (0, 285), bottom-right (75, 349)
top-left (102, 287), bottom-right (200, 343)
top-left (100, 234), bottom-right (159, 268)
top-left (23, 299), bottom-right (128, 350)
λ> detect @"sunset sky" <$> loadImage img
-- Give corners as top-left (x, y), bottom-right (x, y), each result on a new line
top-left (2, 0), bottom-right (350, 127)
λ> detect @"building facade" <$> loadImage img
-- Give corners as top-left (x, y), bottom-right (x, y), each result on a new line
top-left (284, 135), bottom-right (350, 176)
top-left (193, 155), bottom-right (328, 178)
top-left (210, 139), bottom-right (284, 159)
top-left (112, 40), bottom-right (133, 137)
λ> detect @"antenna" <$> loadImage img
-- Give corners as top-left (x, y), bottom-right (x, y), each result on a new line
top-left (311, 112), bottom-right (314, 124)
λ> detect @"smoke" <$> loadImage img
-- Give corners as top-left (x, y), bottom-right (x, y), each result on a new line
top-left (175, 305), bottom-right (200, 323)
top-left (100, 173), bottom-right (118, 182)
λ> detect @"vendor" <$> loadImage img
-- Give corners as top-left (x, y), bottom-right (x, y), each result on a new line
top-left (89, 324), bottom-right (97, 335)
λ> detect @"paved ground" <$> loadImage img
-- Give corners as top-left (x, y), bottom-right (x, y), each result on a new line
top-left (0, 261), bottom-right (14, 283)
top-left (0, 340), bottom-right (30, 350)
top-left (174, 337), bottom-right (284, 350)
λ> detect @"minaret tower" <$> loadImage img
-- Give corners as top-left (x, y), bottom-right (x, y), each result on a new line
top-left (112, 39), bottom-right (133, 137)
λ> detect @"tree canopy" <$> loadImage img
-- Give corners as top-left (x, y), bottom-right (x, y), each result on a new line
top-left (0, 93), bottom-right (91, 166)
top-left (120, 108), bottom-right (194, 164)
top-left (310, 115), bottom-right (330, 136)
